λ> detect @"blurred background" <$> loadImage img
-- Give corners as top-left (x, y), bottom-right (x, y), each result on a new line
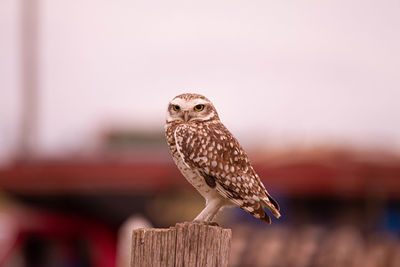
top-left (1, 0), bottom-right (400, 266)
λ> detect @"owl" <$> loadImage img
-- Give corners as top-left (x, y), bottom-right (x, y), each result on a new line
top-left (165, 93), bottom-right (280, 223)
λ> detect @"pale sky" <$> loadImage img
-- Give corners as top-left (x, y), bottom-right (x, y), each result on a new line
top-left (1, 0), bottom-right (400, 162)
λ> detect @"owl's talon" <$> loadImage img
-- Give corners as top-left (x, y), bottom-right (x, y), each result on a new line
top-left (193, 220), bottom-right (219, 227)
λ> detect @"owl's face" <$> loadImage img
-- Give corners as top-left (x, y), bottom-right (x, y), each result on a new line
top-left (166, 93), bottom-right (219, 123)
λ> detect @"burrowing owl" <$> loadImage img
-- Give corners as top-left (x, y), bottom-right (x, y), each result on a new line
top-left (165, 93), bottom-right (280, 223)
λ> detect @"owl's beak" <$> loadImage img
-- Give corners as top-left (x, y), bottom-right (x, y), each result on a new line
top-left (183, 111), bottom-right (190, 122)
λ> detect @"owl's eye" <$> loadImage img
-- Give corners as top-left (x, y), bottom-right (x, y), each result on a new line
top-left (172, 105), bottom-right (180, 111)
top-left (194, 104), bottom-right (205, 111)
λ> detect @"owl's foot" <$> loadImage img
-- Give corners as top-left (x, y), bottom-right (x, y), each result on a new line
top-left (193, 220), bottom-right (219, 227)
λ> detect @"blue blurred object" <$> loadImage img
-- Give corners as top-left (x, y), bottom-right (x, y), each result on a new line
top-left (381, 202), bottom-right (400, 235)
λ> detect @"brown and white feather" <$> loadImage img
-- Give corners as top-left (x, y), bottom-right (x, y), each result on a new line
top-left (165, 93), bottom-right (280, 223)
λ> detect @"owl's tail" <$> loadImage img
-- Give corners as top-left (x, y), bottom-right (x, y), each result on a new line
top-left (261, 194), bottom-right (281, 219)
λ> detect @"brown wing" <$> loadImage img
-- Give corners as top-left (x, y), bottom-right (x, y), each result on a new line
top-left (174, 122), bottom-right (280, 223)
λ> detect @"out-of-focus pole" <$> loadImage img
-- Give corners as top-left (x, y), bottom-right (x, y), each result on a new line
top-left (18, 0), bottom-right (40, 161)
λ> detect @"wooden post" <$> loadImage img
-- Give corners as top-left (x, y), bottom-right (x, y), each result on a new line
top-left (131, 222), bottom-right (231, 267)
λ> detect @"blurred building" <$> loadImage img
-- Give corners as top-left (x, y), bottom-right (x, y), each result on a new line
top-left (1, 128), bottom-right (400, 266)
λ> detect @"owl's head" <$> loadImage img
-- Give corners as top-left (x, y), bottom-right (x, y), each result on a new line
top-left (166, 93), bottom-right (220, 123)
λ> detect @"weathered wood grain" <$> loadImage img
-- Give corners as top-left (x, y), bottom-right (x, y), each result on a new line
top-left (131, 222), bottom-right (231, 267)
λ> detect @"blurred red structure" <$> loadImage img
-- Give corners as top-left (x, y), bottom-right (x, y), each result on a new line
top-left (1, 152), bottom-right (399, 198)
top-left (0, 206), bottom-right (116, 266)
top-left (1, 148), bottom-right (399, 267)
